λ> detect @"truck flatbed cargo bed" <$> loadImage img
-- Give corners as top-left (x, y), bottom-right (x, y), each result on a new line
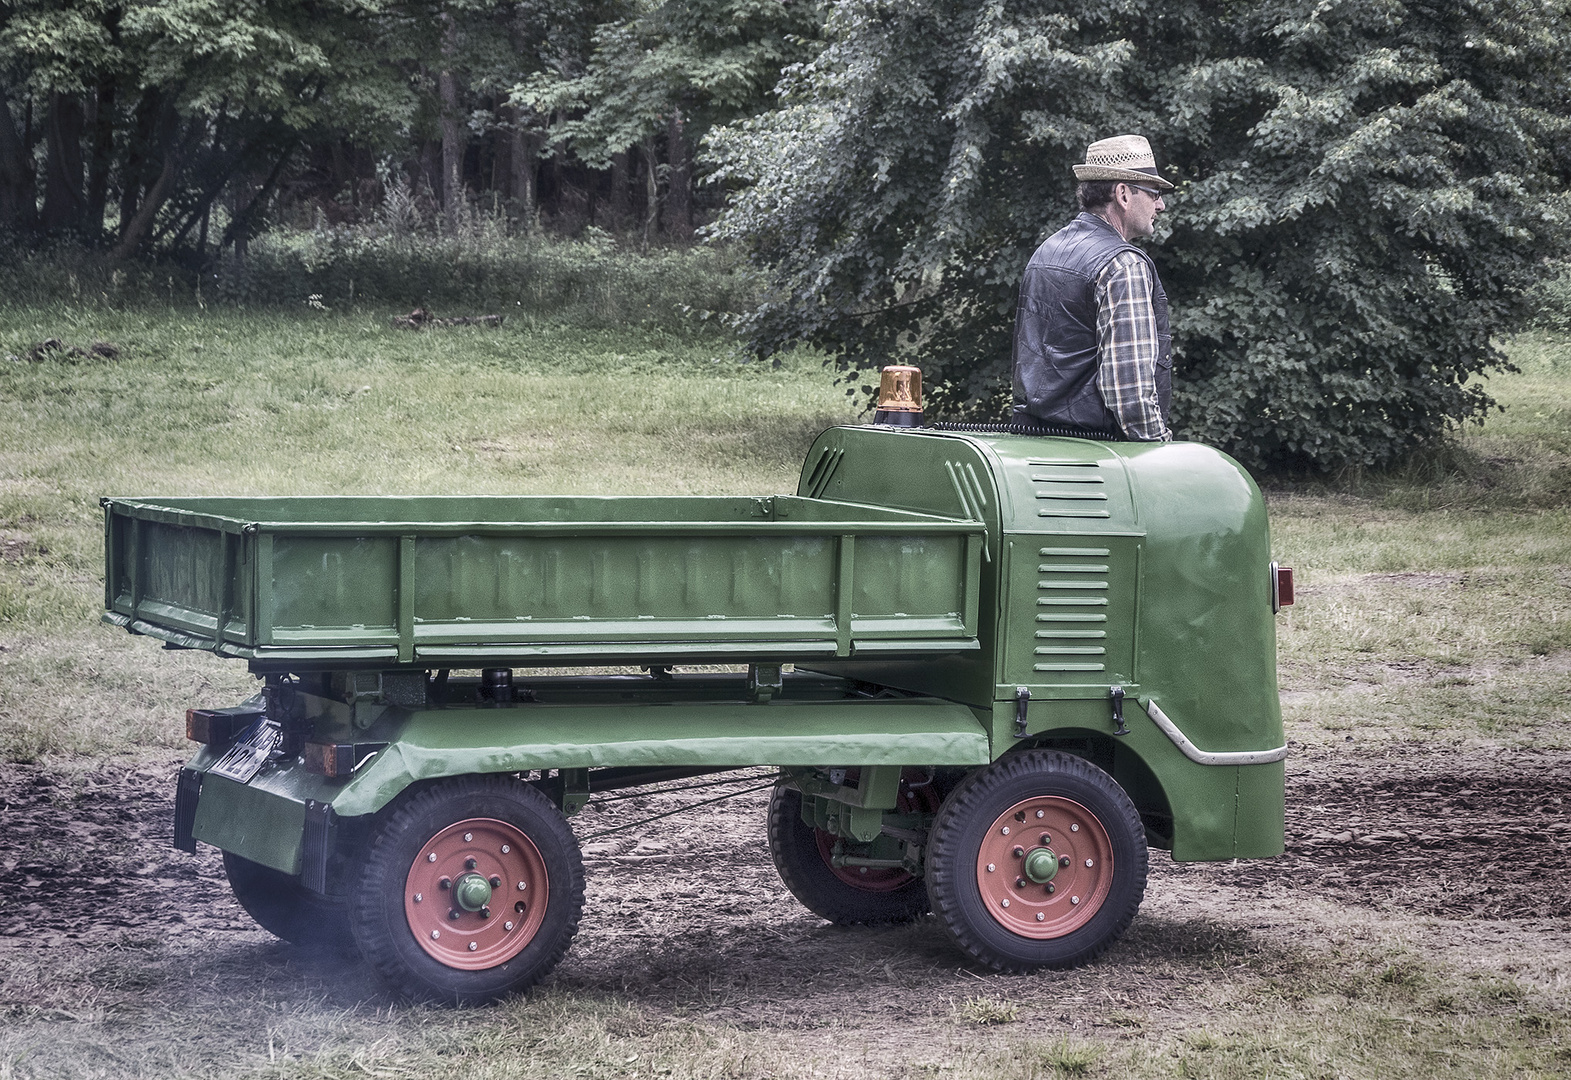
top-left (102, 494), bottom-right (984, 669)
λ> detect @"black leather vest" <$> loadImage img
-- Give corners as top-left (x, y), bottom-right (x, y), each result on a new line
top-left (1011, 213), bottom-right (1171, 436)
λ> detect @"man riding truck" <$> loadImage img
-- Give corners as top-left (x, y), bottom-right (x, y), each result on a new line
top-left (1011, 134), bottom-right (1174, 441)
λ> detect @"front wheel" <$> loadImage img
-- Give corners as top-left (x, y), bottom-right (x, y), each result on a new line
top-left (349, 775), bottom-right (585, 1004)
top-left (926, 750), bottom-right (1147, 971)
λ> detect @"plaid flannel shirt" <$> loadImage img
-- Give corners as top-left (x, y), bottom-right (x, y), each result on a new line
top-left (1093, 251), bottom-right (1171, 442)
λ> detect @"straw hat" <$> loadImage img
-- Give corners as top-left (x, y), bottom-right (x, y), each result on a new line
top-left (1072, 135), bottom-right (1174, 191)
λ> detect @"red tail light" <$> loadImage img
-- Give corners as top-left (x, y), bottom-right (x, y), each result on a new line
top-left (1272, 563), bottom-right (1294, 613)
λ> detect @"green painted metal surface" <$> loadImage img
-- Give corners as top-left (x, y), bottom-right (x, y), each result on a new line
top-left (1024, 847), bottom-right (1059, 883)
top-left (330, 697), bottom-right (991, 818)
top-left (192, 775), bottom-right (307, 875)
top-left (176, 694), bottom-right (991, 870)
top-left (102, 495), bottom-right (982, 667)
top-left (797, 426), bottom-right (1286, 861)
top-left (454, 874), bottom-right (492, 912)
top-left (121, 423), bottom-right (1286, 869)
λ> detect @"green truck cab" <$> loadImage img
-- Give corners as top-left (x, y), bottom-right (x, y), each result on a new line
top-left (103, 422), bottom-right (1289, 1003)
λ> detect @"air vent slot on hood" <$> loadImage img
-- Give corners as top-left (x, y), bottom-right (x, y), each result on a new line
top-left (1028, 460), bottom-right (1109, 519)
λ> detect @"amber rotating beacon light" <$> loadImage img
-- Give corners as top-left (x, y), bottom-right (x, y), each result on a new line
top-left (871, 365), bottom-right (923, 427)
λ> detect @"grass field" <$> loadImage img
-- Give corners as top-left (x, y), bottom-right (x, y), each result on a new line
top-left (1, 307), bottom-right (1568, 1078)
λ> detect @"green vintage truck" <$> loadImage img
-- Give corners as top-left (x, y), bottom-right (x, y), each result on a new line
top-left (103, 400), bottom-right (1291, 1003)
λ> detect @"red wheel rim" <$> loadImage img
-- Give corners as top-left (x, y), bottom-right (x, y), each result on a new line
top-left (975, 796), bottom-right (1113, 939)
top-left (404, 817), bottom-right (549, 971)
top-left (814, 774), bottom-right (939, 892)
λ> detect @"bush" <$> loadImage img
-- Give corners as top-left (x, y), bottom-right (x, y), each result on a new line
top-left (1532, 263), bottom-right (1571, 333)
top-left (708, 0), bottom-right (1571, 473)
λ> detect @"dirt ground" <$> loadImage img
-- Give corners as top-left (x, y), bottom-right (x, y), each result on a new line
top-left (1, 743), bottom-right (1569, 1074)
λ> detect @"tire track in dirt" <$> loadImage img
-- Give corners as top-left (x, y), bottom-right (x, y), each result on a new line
top-left (1153, 747), bottom-right (1571, 920)
top-left (2, 747), bottom-right (1568, 950)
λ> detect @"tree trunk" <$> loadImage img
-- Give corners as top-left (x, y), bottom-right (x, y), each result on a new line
top-left (507, 107), bottom-right (537, 231)
top-left (163, 134), bottom-right (252, 252)
top-left (219, 139), bottom-right (296, 256)
top-left (41, 92), bottom-right (86, 233)
top-left (439, 13), bottom-right (464, 232)
top-left (110, 143), bottom-right (179, 259)
top-left (665, 109), bottom-right (692, 241)
top-left (113, 113), bottom-right (211, 259)
top-left (641, 137), bottom-right (659, 249)
top-left (118, 90), bottom-right (162, 236)
top-left (608, 150), bottom-right (630, 229)
top-left (84, 77), bottom-right (116, 239)
top-left (0, 84), bottom-right (38, 232)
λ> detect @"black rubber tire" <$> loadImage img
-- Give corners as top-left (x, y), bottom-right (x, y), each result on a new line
top-left (767, 785), bottom-right (930, 925)
top-left (349, 775), bottom-right (584, 1004)
top-left (926, 750), bottom-right (1147, 971)
top-left (222, 851), bottom-right (353, 949)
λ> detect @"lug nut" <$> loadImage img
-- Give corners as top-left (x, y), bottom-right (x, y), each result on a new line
top-left (413, 893), bottom-right (423, 903)
top-left (1035, 809), bottom-right (1045, 819)
top-left (1013, 846), bottom-right (1024, 858)
top-left (501, 844), bottom-right (510, 854)
top-left (449, 909), bottom-right (461, 921)
top-left (1085, 859), bottom-right (1094, 868)
top-left (463, 832), bottom-right (473, 842)
top-left (1036, 912), bottom-right (1045, 921)
top-left (465, 857), bottom-right (477, 870)
top-left (517, 881), bottom-right (527, 891)
top-left (1070, 824), bottom-right (1079, 833)
top-left (1016, 878), bottom-right (1027, 889)
top-left (490, 875), bottom-right (502, 888)
top-left (427, 853), bottom-right (437, 863)
top-left (1040, 834), bottom-right (1051, 845)
top-left (1071, 896), bottom-right (1080, 905)
top-left (1001, 826), bottom-right (1011, 836)
top-left (1059, 856), bottom-right (1071, 868)
top-left (439, 877), bottom-right (452, 890)
top-left (1047, 883), bottom-right (1055, 894)
top-left (430, 929), bottom-right (440, 939)
top-left (504, 921), bottom-right (514, 931)
top-left (986, 863), bottom-right (996, 873)
top-left (479, 906), bottom-right (490, 919)
top-left (468, 942), bottom-right (477, 951)
top-left (1001, 898), bottom-right (1011, 908)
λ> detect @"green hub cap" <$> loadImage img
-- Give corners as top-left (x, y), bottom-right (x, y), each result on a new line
top-left (453, 872), bottom-right (493, 912)
top-left (1022, 847), bottom-right (1059, 884)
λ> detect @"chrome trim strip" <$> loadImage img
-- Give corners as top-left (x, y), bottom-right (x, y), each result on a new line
top-left (1142, 700), bottom-right (1290, 766)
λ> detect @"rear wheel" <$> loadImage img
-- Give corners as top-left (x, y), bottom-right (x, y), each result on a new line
top-left (926, 750), bottom-right (1146, 971)
top-left (222, 852), bottom-right (352, 949)
top-left (767, 773), bottom-right (938, 926)
top-left (350, 775), bottom-right (584, 1004)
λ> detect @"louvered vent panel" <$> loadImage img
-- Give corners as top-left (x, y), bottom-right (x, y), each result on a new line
top-left (804, 447), bottom-right (843, 498)
top-left (1029, 459), bottom-right (1109, 519)
top-left (1033, 544), bottom-right (1110, 675)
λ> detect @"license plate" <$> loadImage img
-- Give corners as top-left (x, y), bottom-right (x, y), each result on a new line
top-left (208, 719), bottom-right (283, 783)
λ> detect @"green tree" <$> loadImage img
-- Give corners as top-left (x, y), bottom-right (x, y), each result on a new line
top-left (707, 0), bottom-right (1571, 471)
top-left (519, 0), bottom-right (822, 239)
top-left (0, 0), bottom-right (422, 253)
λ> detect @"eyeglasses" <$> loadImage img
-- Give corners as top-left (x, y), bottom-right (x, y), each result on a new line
top-left (1128, 184), bottom-right (1167, 199)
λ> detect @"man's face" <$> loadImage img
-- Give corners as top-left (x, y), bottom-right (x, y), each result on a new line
top-left (1120, 183), bottom-right (1165, 238)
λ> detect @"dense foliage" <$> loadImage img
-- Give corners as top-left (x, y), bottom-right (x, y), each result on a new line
top-left (707, 0), bottom-right (1571, 470)
top-left (0, 0), bottom-right (808, 253)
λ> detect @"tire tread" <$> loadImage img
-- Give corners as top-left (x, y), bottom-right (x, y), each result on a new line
top-left (926, 751), bottom-right (1147, 972)
top-left (350, 774), bottom-right (584, 1004)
